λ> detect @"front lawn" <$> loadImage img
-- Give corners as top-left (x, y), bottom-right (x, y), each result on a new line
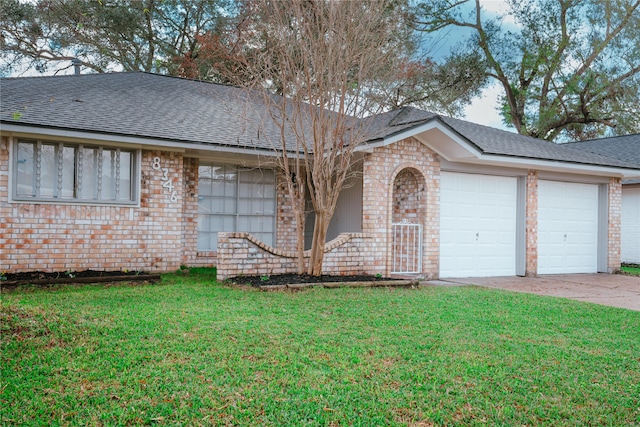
top-left (2, 269), bottom-right (639, 426)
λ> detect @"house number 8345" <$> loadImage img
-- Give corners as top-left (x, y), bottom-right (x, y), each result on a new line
top-left (152, 156), bottom-right (178, 203)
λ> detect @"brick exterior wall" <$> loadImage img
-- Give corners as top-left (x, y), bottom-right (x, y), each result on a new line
top-left (181, 157), bottom-right (199, 267)
top-left (1, 139), bottom-right (192, 273)
top-left (607, 177), bottom-right (622, 273)
top-left (363, 138), bottom-right (440, 278)
top-left (1, 134), bottom-right (626, 277)
top-left (525, 170), bottom-right (539, 276)
top-left (216, 232), bottom-right (371, 280)
top-left (275, 173), bottom-right (299, 252)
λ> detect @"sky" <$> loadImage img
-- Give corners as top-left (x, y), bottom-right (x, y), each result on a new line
top-left (463, 83), bottom-right (507, 131)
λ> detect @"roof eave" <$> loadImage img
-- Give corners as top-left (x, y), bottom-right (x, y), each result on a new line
top-left (358, 117), bottom-right (483, 159)
top-left (467, 153), bottom-right (640, 179)
top-left (0, 122), bottom-right (303, 158)
top-left (357, 117), bottom-right (639, 178)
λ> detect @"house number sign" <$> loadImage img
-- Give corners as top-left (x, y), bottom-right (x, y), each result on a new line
top-left (152, 156), bottom-right (178, 203)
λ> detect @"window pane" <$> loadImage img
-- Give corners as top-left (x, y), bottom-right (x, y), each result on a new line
top-left (40, 144), bottom-right (56, 197)
top-left (61, 146), bottom-right (75, 198)
top-left (237, 216), bottom-right (251, 230)
top-left (119, 151), bottom-right (132, 200)
top-left (264, 184), bottom-right (275, 199)
top-left (197, 232), bottom-right (210, 251)
top-left (223, 197), bottom-right (236, 214)
top-left (197, 214), bottom-right (209, 232)
top-left (199, 165), bottom-right (212, 179)
top-left (238, 198), bottom-right (251, 214)
top-left (263, 198), bottom-right (275, 214)
top-left (224, 181), bottom-right (236, 197)
top-left (199, 180), bottom-right (213, 197)
top-left (102, 149), bottom-right (116, 199)
top-left (16, 142), bottom-right (35, 196)
top-left (81, 147), bottom-right (98, 199)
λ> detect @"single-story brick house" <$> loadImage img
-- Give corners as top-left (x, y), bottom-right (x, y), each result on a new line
top-left (565, 134), bottom-right (640, 264)
top-left (1, 72), bottom-right (639, 279)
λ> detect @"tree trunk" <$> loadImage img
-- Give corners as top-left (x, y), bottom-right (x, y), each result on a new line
top-left (294, 207), bottom-right (306, 274)
top-left (307, 210), bottom-right (329, 276)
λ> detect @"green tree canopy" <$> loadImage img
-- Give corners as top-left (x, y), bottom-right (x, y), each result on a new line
top-left (0, 0), bottom-right (232, 75)
top-left (415, 0), bottom-right (640, 141)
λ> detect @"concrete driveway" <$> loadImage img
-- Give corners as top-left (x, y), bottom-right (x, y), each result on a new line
top-left (429, 274), bottom-right (640, 311)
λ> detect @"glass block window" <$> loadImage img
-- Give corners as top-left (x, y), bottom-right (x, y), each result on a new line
top-left (198, 164), bottom-right (276, 250)
top-left (13, 139), bottom-right (137, 204)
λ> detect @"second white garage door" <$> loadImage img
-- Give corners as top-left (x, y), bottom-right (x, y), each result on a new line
top-left (440, 172), bottom-right (517, 277)
top-left (538, 181), bottom-right (599, 274)
top-left (621, 186), bottom-right (640, 264)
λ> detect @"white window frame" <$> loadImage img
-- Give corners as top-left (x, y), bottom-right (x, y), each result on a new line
top-left (11, 138), bottom-right (139, 205)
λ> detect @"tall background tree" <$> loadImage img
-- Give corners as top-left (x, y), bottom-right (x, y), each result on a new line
top-left (0, 0), bottom-right (232, 75)
top-left (414, 0), bottom-right (640, 141)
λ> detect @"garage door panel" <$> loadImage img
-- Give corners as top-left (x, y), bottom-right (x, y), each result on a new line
top-left (538, 181), bottom-right (598, 274)
top-left (621, 187), bottom-right (640, 263)
top-left (440, 172), bottom-right (517, 278)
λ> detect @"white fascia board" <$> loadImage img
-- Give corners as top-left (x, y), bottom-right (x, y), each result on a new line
top-left (470, 154), bottom-right (640, 179)
top-left (357, 120), bottom-right (483, 159)
top-left (0, 123), bottom-right (285, 158)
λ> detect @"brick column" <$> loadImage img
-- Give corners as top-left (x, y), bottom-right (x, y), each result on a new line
top-left (181, 157), bottom-right (199, 266)
top-left (362, 137), bottom-right (439, 278)
top-left (275, 173), bottom-right (299, 252)
top-left (525, 170), bottom-right (538, 276)
top-left (607, 177), bottom-right (622, 273)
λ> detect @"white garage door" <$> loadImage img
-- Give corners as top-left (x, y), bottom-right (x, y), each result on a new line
top-left (538, 181), bottom-right (598, 274)
top-left (621, 187), bottom-right (640, 264)
top-left (440, 172), bottom-right (517, 277)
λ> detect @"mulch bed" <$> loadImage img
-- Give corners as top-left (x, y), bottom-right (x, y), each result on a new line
top-left (1, 270), bottom-right (159, 288)
top-left (230, 273), bottom-right (402, 288)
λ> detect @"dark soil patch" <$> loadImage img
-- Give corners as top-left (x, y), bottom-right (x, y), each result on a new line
top-left (1, 270), bottom-right (158, 289)
top-left (2, 270), bottom-right (148, 282)
top-left (231, 273), bottom-right (399, 287)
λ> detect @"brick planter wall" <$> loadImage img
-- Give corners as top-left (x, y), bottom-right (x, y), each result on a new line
top-left (216, 232), bottom-right (372, 280)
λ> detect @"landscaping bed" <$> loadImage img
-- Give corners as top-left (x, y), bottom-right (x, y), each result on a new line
top-left (230, 273), bottom-right (409, 289)
top-left (1, 270), bottom-right (159, 287)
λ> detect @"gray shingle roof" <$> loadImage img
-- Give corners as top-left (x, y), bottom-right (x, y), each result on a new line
top-left (563, 134), bottom-right (640, 183)
top-left (0, 71), bottom-right (301, 152)
top-left (364, 106), bottom-right (637, 169)
top-left (1, 72), bottom-right (638, 171)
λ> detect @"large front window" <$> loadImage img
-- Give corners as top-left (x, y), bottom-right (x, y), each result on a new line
top-left (198, 164), bottom-right (276, 250)
top-left (13, 139), bottom-right (137, 204)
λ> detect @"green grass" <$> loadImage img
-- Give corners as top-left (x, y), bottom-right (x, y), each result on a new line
top-left (2, 269), bottom-right (639, 426)
top-left (621, 265), bottom-right (640, 276)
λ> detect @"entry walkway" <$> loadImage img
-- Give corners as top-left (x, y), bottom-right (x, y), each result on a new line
top-left (428, 274), bottom-right (640, 311)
